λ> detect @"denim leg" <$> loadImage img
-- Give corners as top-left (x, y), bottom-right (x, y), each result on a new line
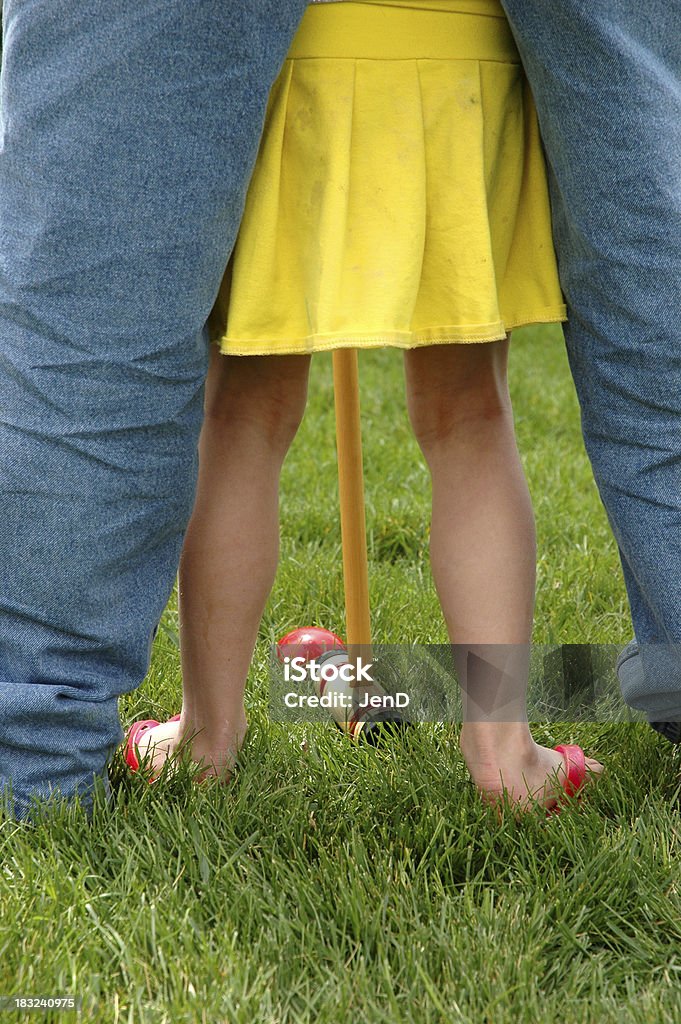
top-left (500, 0), bottom-right (681, 716)
top-left (0, 0), bottom-right (307, 816)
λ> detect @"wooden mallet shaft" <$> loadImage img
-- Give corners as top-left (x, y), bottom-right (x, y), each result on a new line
top-left (332, 348), bottom-right (372, 648)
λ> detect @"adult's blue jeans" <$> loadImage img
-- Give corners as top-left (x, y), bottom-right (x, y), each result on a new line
top-left (501, 0), bottom-right (681, 717)
top-left (0, 0), bottom-right (308, 817)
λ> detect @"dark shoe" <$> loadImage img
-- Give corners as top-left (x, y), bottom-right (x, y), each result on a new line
top-left (649, 720), bottom-right (681, 744)
top-left (616, 640), bottom-right (681, 744)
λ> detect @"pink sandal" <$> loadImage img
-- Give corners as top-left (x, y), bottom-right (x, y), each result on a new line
top-left (124, 714), bottom-right (181, 777)
top-left (547, 743), bottom-right (592, 815)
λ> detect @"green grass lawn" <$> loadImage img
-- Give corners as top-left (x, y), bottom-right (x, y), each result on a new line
top-left (2, 326), bottom-right (680, 1023)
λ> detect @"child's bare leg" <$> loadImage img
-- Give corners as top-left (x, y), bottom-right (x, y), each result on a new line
top-left (404, 339), bottom-right (602, 809)
top-left (137, 346), bottom-right (311, 777)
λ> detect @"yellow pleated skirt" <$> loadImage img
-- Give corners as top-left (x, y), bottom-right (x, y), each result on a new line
top-left (209, 0), bottom-right (566, 355)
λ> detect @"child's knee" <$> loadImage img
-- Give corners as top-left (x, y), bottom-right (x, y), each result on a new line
top-left (404, 339), bottom-right (512, 450)
top-left (204, 353), bottom-right (310, 452)
top-left (248, 386), bottom-right (309, 451)
top-left (407, 374), bottom-right (511, 452)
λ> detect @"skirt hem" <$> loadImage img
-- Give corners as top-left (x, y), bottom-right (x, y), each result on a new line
top-left (215, 306), bottom-right (567, 356)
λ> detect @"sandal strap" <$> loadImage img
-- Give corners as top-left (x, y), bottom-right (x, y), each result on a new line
top-left (554, 743), bottom-right (586, 797)
top-left (124, 719), bottom-right (160, 772)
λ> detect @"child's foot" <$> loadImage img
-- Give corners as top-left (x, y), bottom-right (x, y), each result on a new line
top-left (126, 711), bottom-right (248, 781)
top-left (459, 722), bottom-right (603, 814)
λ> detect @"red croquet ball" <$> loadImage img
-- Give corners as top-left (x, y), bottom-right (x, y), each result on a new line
top-left (276, 626), bottom-right (346, 664)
